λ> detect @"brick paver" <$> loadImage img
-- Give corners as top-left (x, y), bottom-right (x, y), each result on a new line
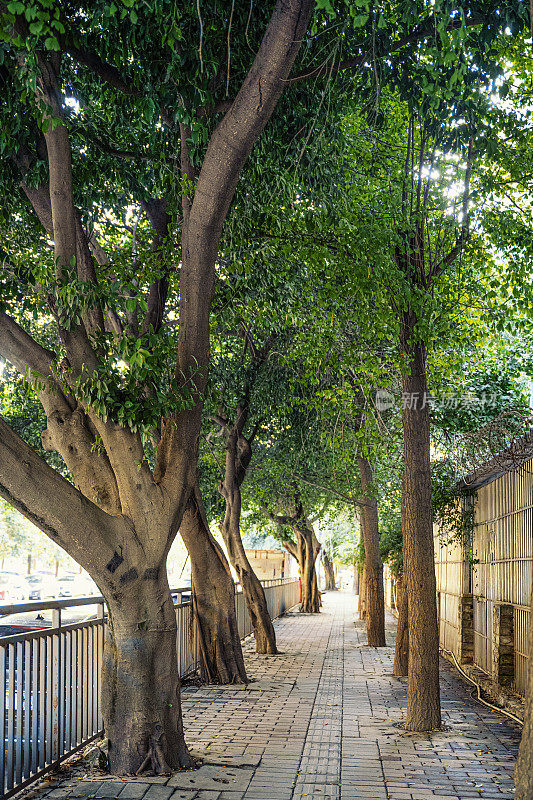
top-left (32, 593), bottom-right (521, 800)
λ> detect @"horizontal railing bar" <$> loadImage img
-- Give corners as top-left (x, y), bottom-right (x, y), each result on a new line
top-left (0, 581), bottom-right (294, 618)
top-left (0, 603), bottom-right (194, 645)
top-left (0, 586), bottom-right (194, 616)
top-left (0, 618), bottom-right (105, 646)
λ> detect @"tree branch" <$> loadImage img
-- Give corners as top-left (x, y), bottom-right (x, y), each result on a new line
top-left (37, 53), bottom-right (101, 368)
top-left (156, 0), bottom-right (314, 495)
top-left (0, 312), bottom-right (58, 383)
top-left (292, 474), bottom-right (366, 506)
top-left (287, 13), bottom-right (485, 83)
top-left (0, 416), bottom-right (126, 570)
top-left (0, 314), bottom-right (122, 514)
top-left (63, 42), bottom-right (142, 98)
top-left (266, 507), bottom-right (297, 527)
top-left (141, 198), bottom-right (172, 335)
top-left (282, 537), bottom-right (299, 559)
top-left (176, 0), bottom-right (314, 378)
top-left (309, 496), bottom-right (331, 524)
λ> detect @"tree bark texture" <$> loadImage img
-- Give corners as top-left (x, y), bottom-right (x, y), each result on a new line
top-left (180, 491), bottom-right (247, 684)
top-left (401, 319), bottom-right (441, 731)
top-left (293, 525), bottom-right (321, 613)
top-left (101, 570), bottom-right (190, 775)
top-left (322, 550), bottom-right (336, 590)
top-left (282, 525), bottom-right (321, 613)
top-left (271, 494), bottom-right (321, 613)
top-left (358, 456), bottom-right (386, 646)
top-left (301, 528), bottom-right (321, 612)
top-left (393, 573), bottom-right (409, 677)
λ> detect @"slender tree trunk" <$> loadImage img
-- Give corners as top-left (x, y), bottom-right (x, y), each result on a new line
top-left (322, 550), bottom-right (336, 590)
top-left (240, 565), bottom-right (278, 653)
top-left (359, 566), bottom-right (367, 620)
top-left (393, 573), bottom-right (409, 677)
top-left (515, 559), bottom-right (533, 799)
top-left (101, 570), bottom-right (191, 775)
top-left (221, 512), bottom-right (278, 653)
top-left (180, 493), bottom-right (247, 684)
top-left (220, 517), bottom-right (277, 654)
top-left (393, 471), bottom-right (408, 676)
top-left (27, 552), bottom-right (32, 575)
top-left (358, 456), bottom-right (386, 646)
top-left (401, 321), bottom-right (441, 731)
top-left (220, 424), bottom-right (277, 654)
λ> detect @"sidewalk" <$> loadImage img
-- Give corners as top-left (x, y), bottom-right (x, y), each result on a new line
top-left (32, 593), bottom-right (520, 800)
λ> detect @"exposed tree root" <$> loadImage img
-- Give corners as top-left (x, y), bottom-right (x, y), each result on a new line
top-left (135, 724), bottom-right (192, 776)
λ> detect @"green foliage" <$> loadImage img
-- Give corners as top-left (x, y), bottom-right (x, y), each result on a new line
top-left (379, 518), bottom-right (403, 576)
top-left (0, 0), bottom-right (531, 586)
top-left (432, 459), bottom-right (475, 548)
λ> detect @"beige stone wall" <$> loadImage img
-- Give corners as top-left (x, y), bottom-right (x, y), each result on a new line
top-left (244, 549), bottom-right (288, 580)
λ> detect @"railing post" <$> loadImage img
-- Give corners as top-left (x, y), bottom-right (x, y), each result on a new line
top-left (0, 646), bottom-right (5, 796)
top-left (51, 609), bottom-right (61, 765)
top-left (97, 601), bottom-right (105, 730)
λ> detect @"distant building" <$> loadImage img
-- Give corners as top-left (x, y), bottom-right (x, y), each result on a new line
top-left (244, 548), bottom-right (293, 580)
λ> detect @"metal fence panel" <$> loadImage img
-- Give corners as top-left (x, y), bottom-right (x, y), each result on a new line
top-left (434, 463), bottom-right (533, 695)
top-left (0, 579), bottom-right (299, 798)
top-left (433, 527), bottom-right (467, 661)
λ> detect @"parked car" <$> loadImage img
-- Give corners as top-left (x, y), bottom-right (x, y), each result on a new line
top-left (56, 575), bottom-right (76, 597)
top-left (24, 574), bottom-right (57, 601)
top-left (56, 574), bottom-right (99, 597)
top-left (0, 573), bottom-right (27, 604)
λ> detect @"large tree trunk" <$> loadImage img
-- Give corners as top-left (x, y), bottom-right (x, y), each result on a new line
top-left (393, 573), bottom-right (409, 677)
top-left (180, 492), bottom-right (247, 684)
top-left (515, 560), bottom-right (533, 799)
top-left (1, 1), bottom-right (317, 780)
top-left (0, 412), bottom-right (194, 777)
top-left (322, 550), bottom-right (336, 590)
top-left (102, 571), bottom-right (192, 775)
top-left (401, 321), bottom-right (441, 731)
top-left (358, 456), bottom-right (386, 646)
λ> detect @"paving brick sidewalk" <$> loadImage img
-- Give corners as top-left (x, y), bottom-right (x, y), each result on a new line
top-left (31, 592), bottom-right (520, 800)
